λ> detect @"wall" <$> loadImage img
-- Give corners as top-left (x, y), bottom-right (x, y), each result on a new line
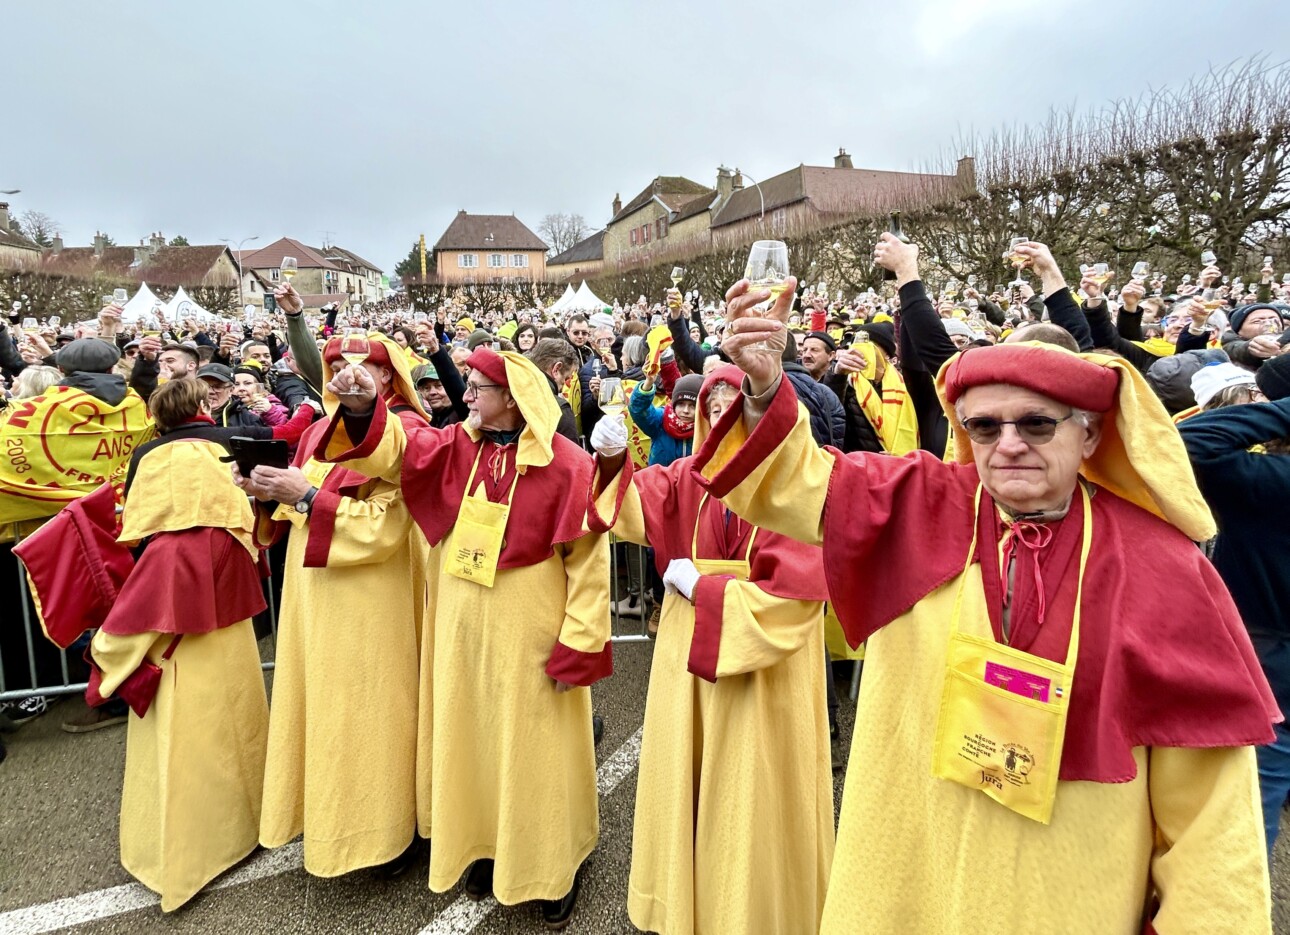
top-left (435, 248), bottom-right (547, 283)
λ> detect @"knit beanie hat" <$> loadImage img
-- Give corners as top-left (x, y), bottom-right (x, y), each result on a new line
top-left (1190, 361), bottom-right (1258, 409)
top-left (1145, 348), bottom-right (1228, 414)
top-left (466, 329), bottom-right (494, 350)
top-left (672, 374), bottom-right (703, 405)
top-left (1256, 353), bottom-right (1290, 401)
top-left (943, 318), bottom-right (975, 341)
top-left (1228, 304), bottom-right (1286, 336)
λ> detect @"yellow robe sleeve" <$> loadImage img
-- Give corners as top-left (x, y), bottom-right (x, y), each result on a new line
top-left (89, 628), bottom-right (168, 698)
top-left (697, 390), bottom-right (834, 548)
top-left (590, 461), bottom-right (648, 547)
top-left (1147, 745), bottom-right (1271, 934)
top-left (271, 477), bottom-right (412, 566)
top-left (544, 531), bottom-right (613, 687)
top-left (689, 579), bottom-right (823, 681)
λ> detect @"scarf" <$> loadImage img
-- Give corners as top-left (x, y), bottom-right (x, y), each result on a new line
top-left (662, 405), bottom-right (694, 441)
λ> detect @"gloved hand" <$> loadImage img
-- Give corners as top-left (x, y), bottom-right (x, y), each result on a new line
top-left (663, 558), bottom-right (700, 602)
top-left (591, 414), bottom-right (627, 458)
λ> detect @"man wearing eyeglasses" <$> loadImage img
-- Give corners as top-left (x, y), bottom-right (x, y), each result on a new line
top-left (317, 345), bottom-right (609, 930)
top-left (687, 233), bottom-right (1277, 935)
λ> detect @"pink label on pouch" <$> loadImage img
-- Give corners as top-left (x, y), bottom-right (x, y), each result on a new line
top-left (985, 662), bottom-right (1051, 702)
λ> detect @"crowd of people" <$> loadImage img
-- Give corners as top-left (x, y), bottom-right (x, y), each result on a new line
top-left (0, 230), bottom-right (1288, 932)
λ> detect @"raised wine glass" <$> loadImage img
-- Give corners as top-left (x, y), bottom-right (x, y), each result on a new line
top-left (281, 256), bottom-right (298, 281)
top-left (670, 266), bottom-right (685, 288)
top-left (743, 240), bottom-right (790, 353)
top-left (337, 327), bottom-right (370, 395)
top-left (1131, 261), bottom-right (1150, 283)
top-left (113, 288), bottom-right (129, 306)
top-left (599, 377), bottom-right (626, 417)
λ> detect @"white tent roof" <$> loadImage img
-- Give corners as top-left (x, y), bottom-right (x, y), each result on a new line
top-left (561, 281), bottom-right (609, 313)
top-left (119, 283), bottom-right (164, 323)
top-left (548, 284), bottom-right (578, 314)
top-left (162, 286), bottom-right (208, 321)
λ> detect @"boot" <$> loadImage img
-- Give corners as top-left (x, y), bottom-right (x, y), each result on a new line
top-left (613, 592), bottom-right (644, 618)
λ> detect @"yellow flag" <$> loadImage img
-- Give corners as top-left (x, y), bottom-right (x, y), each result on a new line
top-left (0, 386), bottom-right (155, 524)
top-left (646, 325), bottom-right (673, 373)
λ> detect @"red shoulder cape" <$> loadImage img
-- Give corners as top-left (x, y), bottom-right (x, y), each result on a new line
top-left (695, 376), bottom-right (1278, 782)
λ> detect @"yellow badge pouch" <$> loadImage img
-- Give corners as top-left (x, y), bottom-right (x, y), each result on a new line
top-left (931, 484), bottom-right (1092, 824)
top-left (445, 449), bottom-right (521, 589)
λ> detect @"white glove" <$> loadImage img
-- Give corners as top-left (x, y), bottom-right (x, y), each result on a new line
top-left (663, 558), bottom-right (700, 602)
top-left (591, 414), bottom-right (627, 458)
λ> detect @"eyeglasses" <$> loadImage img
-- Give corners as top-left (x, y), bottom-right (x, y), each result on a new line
top-left (462, 381), bottom-right (504, 399)
top-left (960, 413), bottom-right (1075, 445)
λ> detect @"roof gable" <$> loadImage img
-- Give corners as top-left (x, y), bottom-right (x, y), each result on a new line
top-left (240, 237), bottom-right (343, 272)
top-left (611, 176), bottom-right (712, 223)
top-left (547, 230), bottom-right (606, 266)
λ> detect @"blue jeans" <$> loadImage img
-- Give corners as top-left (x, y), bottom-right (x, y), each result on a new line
top-left (1257, 720), bottom-right (1290, 858)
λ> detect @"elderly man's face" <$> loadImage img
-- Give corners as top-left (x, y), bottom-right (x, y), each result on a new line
top-left (451, 348), bottom-right (471, 378)
top-left (1238, 308), bottom-right (1284, 340)
top-left (419, 379), bottom-right (449, 410)
top-left (961, 384), bottom-right (1101, 514)
top-left (464, 370), bottom-right (517, 432)
top-left (202, 377), bottom-right (232, 410)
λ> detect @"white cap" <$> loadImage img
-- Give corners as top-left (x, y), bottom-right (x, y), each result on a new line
top-left (1190, 361), bottom-right (1257, 408)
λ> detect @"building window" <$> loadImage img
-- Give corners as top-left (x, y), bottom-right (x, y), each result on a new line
top-left (642, 223), bottom-right (651, 244)
top-left (250, 280), bottom-right (257, 293)
top-left (324, 271), bottom-right (335, 282)
top-left (488, 254), bottom-right (505, 268)
top-left (458, 253), bottom-right (478, 268)
top-left (511, 254), bottom-right (528, 268)
top-left (656, 217), bottom-right (668, 239)
top-left (630, 228), bottom-right (638, 246)
top-left (270, 268), bottom-right (280, 281)
top-left (771, 208), bottom-right (787, 232)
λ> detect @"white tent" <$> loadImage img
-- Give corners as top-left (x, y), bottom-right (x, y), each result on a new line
top-left (162, 286), bottom-right (209, 322)
top-left (118, 283), bottom-right (164, 323)
top-left (548, 284), bottom-right (578, 314)
top-left (563, 281), bottom-right (609, 313)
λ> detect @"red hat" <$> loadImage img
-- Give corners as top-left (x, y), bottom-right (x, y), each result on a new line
top-left (465, 347), bottom-right (508, 388)
top-left (323, 336), bottom-right (393, 368)
top-left (943, 344), bottom-right (1119, 413)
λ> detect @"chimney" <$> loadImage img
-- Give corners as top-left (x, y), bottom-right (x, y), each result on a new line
top-left (732, 170), bottom-right (744, 191)
top-left (612, 193), bottom-right (622, 217)
top-left (834, 148), bottom-right (853, 169)
top-left (0, 202), bottom-right (8, 232)
top-left (956, 155), bottom-right (977, 193)
top-left (93, 231), bottom-right (107, 257)
top-left (51, 236), bottom-right (63, 254)
top-left (150, 231), bottom-right (165, 250)
top-left (716, 166), bottom-right (734, 202)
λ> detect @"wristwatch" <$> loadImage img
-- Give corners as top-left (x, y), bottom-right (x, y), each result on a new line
top-left (294, 486), bottom-right (318, 515)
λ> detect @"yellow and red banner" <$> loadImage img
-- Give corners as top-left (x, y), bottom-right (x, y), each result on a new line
top-left (0, 387), bottom-right (155, 525)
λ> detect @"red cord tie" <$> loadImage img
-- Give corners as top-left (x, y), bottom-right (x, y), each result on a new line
top-left (1001, 521), bottom-right (1054, 626)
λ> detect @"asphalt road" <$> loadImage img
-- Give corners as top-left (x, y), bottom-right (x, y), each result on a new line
top-left (0, 639), bottom-right (1286, 934)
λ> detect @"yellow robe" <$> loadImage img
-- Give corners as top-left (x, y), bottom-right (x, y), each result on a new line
top-left (325, 415), bottom-right (610, 904)
top-left (257, 460), bottom-right (425, 876)
top-left (91, 621), bottom-right (268, 912)
top-left (702, 402), bottom-right (1272, 935)
top-left (594, 473), bottom-right (833, 935)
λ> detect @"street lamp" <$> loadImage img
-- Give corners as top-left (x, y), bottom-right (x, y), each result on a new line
top-left (220, 235), bottom-right (259, 310)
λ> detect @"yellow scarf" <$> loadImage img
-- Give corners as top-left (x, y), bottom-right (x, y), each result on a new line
top-left (848, 351), bottom-right (921, 456)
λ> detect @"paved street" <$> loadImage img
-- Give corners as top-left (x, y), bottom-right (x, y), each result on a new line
top-left (0, 638), bottom-right (1286, 934)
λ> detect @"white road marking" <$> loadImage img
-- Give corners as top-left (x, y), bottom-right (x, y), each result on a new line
top-left (0, 729), bottom-right (644, 935)
top-left (417, 726), bottom-right (644, 935)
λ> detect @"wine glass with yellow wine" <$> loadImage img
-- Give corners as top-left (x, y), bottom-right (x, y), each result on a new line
top-left (337, 327), bottom-right (370, 395)
top-left (743, 240), bottom-right (790, 352)
top-left (670, 266), bottom-right (685, 289)
top-left (281, 256), bottom-right (298, 282)
top-left (599, 377), bottom-right (626, 418)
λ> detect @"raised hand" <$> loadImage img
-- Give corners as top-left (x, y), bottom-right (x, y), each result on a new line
top-left (721, 276), bottom-right (795, 397)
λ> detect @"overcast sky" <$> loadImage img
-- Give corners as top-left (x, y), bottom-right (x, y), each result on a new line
top-left (5, 0), bottom-right (1288, 272)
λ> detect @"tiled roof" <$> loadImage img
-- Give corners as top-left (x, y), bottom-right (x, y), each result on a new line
top-left (711, 164), bottom-right (960, 228)
top-left (433, 212), bottom-right (547, 251)
top-left (672, 191), bottom-right (718, 223)
top-left (0, 225), bottom-right (41, 253)
top-left (239, 237), bottom-right (344, 272)
top-left (314, 244), bottom-right (383, 274)
top-left (611, 177), bottom-right (712, 223)
top-left (547, 230), bottom-right (606, 266)
top-left (43, 244), bottom-right (235, 285)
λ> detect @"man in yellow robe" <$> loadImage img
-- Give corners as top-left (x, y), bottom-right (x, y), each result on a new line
top-left (691, 234), bottom-right (1279, 935)
top-left (319, 346), bottom-right (611, 930)
top-left (587, 364), bottom-right (833, 935)
top-left (238, 334), bottom-right (430, 878)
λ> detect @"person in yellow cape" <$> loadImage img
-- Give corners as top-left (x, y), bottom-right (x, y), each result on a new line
top-left (695, 232), bottom-right (1279, 935)
top-left (80, 379), bottom-right (266, 911)
top-left (0, 338), bottom-right (154, 529)
top-left (317, 345), bottom-right (611, 930)
top-left (235, 332), bottom-right (432, 879)
top-left (587, 365), bottom-right (833, 935)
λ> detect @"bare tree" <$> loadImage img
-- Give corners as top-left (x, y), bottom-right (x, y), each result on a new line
top-left (17, 210), bottom-right (60, 247)
top-left (539, 213), bottom-right (590, 256)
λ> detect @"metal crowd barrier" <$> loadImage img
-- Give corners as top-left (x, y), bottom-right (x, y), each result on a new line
top-left (1, 533), bottom-right (653, 705)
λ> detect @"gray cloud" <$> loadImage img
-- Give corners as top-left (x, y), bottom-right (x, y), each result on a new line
top-left (6, 0), bottom-right (1287, 273)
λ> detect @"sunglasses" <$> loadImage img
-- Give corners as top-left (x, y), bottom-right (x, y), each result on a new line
top-left (960, 414), bottom-right (1074, 445)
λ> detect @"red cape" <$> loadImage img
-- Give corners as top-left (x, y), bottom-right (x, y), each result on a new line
top-left (318, 395), bottom-right (593, 570)
top-left (695, 376), bottom-right (1278, 783)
